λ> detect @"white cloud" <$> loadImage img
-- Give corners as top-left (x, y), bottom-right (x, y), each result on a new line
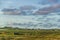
top-left (0, 11), bottom-right (3, 14)
top-left (0, 15), bottom-right (59, 29)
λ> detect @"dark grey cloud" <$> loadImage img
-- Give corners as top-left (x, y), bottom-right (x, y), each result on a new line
top-left (20, 5), bottom-right (36, 10)
top-left (2, 4), bottom-right (60, 15)
top-left (34, 4), bottom-right (60, 15)
top-left (2, 8), bottom-right (21, 15)
top-left (2, 5), bottom-right (37, 15)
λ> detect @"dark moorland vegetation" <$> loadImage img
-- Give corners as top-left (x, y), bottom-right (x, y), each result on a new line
top-left (0, 27), bottom-right (60, 40)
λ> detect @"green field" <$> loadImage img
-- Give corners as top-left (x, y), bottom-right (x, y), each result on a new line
top-left (0, 27), bottom-right (60, 40)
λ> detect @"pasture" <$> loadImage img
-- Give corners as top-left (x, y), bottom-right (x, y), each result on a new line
top-left (0, 28), bottom-right (60, 40)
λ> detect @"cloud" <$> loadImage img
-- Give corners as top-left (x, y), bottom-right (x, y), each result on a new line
top-left (48, 0), bottom-right (58, 3)
top-left (34, 4), bottom-right (60, 15)
top-left (0, 11), bottom-right (3, 14)
top-left (1, 3), bottom-right (60, 15)
top-left (2, 8), bottom-right (21, 15)
top-left (20, 5), bottom-right (36, 10)
top-left (2, 5), bottom-right (37, 15)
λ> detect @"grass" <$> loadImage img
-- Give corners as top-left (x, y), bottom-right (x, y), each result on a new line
top-left (0, 29), bottom-right (60, 40)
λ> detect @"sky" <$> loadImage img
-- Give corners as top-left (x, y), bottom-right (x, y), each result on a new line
top-left (0, 0), bottom-right (60, 29)
top-left (0, 0), bottom-right (60, 9)
top-left (0, 0), bottom-right (40, 9)
top-left (0, 0), bottom-right (60, 12)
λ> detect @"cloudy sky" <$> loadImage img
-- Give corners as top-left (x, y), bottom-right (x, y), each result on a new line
top-left (0, 0), bottom-right (60, 29)
top-left (0, 0), bottom-right (40, 9)
top-left (0, 0), bottom-right (60, 14)
top-left (0, 0), bottom-right (60, 9)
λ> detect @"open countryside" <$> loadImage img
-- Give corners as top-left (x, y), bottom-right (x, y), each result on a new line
top-left (0, 27), bottom-right (59, 40)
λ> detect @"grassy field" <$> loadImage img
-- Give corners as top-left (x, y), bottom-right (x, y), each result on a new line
top-left (0, 28), bottom-right (60, 40)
